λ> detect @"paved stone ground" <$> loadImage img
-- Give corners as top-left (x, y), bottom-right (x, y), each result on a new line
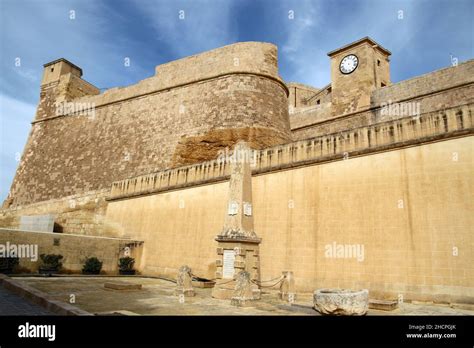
top-left (9, 276), bottom-right (474, 316)
top-left (0, 286), bottom-right (54, 315)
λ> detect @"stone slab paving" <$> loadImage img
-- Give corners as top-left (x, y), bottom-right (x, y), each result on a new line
top-left (10, 276), bottom-right (474, 316)
top-left (0, 286), bottom-right (54, 315)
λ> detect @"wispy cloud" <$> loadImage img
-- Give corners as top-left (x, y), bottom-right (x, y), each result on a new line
top-left (131, 0), bottom-right (238, 58)
top-left (13, 68), bottom-right (39, 83)
top-left (280, 2), bottom-right (319, 56)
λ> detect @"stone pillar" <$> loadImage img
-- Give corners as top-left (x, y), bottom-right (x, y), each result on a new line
top-left (279, 271), bottom-right (296, 302)
top-left (211, 142), bottom-right (261, 300)
top-left (175, 265), bottom-right (195, 297)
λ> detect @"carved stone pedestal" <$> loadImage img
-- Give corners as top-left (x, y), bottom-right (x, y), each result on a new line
top-left (211, 237), bottom-right (261, 300)
top-left (231, 270), bottom-right (257, 307)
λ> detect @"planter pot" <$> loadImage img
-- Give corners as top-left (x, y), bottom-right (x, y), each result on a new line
top-left (314, 289), bottom-right (369, 316)
top-left (119, 270), bottom-right (136, 275)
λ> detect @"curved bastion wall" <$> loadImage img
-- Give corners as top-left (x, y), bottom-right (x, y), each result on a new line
top-left (4, 42), bottom-right (292, 207)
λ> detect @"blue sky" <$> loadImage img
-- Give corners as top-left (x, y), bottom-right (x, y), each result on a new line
top-left (0, 0), bottom-right (473, 202)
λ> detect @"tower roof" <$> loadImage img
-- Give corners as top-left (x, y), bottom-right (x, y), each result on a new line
top-left (327, 37), bottom-right (391, 57)
top-left (43, 58), bottom-right (83, 75)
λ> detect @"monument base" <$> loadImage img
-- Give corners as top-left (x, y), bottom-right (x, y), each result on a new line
top-left (211, 279), bottom-right (261, 300)
top-left (212, 236), bottom-right (261, 300)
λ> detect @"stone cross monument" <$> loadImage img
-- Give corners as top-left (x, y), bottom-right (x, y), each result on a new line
top-left (211, 142), bottom-right (261, 300)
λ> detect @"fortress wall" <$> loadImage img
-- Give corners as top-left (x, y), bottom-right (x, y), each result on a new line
top-left (39, 42), bottom-right (285, 118)
top-left (6, 101), bottom-right (468, 235)
top-left (108, 103), bottom-right (473, 200)
top-left (5, 42), bottom-right (291, 207)
top-left (105, 135), bottom-right (474, 302)
top-left (290, 60), bottom-right (474, 139)
top-left (287, 83), bottom-right (320, 109)
top-left (35, 73), bottom-right (100, 123)
top-left (371, 59), bottom-right (474, 106)
top-left (289, 103), bottom-right (332, 129)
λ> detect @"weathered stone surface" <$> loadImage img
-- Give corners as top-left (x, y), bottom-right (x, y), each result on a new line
top-left (314, 289), bottom-right (369, 316)
top-left (231, 271), bottom-right (256, 307)
top-left (175, 265), bottom-right (195, 297)
top-left (279, 271), bottom-right (296, 302)
top-left (369, 299), bottom-right (398, 311)
top-left (171, 127), bottom-right (289, 168)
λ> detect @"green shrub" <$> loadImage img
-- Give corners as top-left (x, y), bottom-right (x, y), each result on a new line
top-left (82, 257), bottom-right (103, 274)
top-left (0, 257), bottom-right (19, 273)
top-left (39, 254), bottom-right (63, 271)
top-left (118, 257), bottom-right (135, 271)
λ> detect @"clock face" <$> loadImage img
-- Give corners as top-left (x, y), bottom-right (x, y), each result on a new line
top-left (339, 54), bottom-right (358, 74)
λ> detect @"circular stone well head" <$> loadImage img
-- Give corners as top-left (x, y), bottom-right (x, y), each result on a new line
top-left (313, 289), bottom-right (369, 316)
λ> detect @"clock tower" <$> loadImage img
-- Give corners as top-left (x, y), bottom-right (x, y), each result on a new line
top-left (328, 37), bottom-right (391, 116)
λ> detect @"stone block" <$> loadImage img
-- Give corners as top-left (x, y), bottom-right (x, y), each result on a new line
top-left (369, 299), bottom-right (398, 311)
top-left (104, 282), bottom-right (142, 291)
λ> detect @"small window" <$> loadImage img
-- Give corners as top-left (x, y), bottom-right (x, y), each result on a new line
top-left (50, 67), bottom-right (54, 72)
top-left (381, 82), bottom-right (386, 87)
top-left (317, 99), bottom-right (321, 105)
top-left (377, 59), bottom-right (381, 66)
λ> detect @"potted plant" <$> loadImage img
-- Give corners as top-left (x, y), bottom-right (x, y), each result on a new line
top-left (39, 254), bottom-right (63, 275)
top-left (118, 257), bottom-right (136, 275)
top-left (82, 257), bottom-right (103, 275)
top-left (0, 257), bottom-right (19, 274)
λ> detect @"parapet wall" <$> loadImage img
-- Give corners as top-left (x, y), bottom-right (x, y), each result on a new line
top-left (371, 59), bottom-right (474, 106)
